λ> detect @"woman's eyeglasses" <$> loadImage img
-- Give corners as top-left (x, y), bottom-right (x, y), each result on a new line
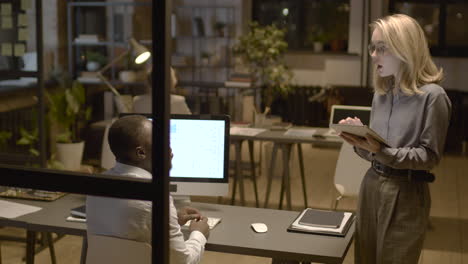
top-left (368, 43), bottom-right (389, 56)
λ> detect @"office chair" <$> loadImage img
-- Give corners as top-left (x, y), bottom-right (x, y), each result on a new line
top-left (332, 142), bottom-right (370, 210)
top-left (100, 118), bottom-right (117, 170)
top-left (86, 234), bottom-right (151, 264)
top-left (132, 94), bottom-right (192, 114)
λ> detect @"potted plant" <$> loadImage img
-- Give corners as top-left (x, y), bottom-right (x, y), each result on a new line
top-left (306, 27), bottom-right (328, 52)
top-left (85, 51), bottom-right (107, 72)
top-left (200, 51), bottom-right (211, 66)
top-left (16, 127), bottom-right (64, 169)
top-left (323, 3), bottom-right (349, 51)
top-left (233, 22), bottom-right (293, 120)
top-left (47, 71), bottom-right (92, 171)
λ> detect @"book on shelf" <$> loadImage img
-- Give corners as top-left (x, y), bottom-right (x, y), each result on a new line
top-left (224, 81), bottom-right (251, 88)
top-left (172, 54), bottom-right (191, 67)
top-left (80, 71), bottom-right (98, 78)
top-left (74, 34), bottom-right (102, 44)
top-left (287, 208), bottom-right (355, 237)
top-left (193, 17), bottom-right (205, 36)
top-left (77, 76), bottom-right (101, 83)
top-left (229, 73), bottom-right (252, 82)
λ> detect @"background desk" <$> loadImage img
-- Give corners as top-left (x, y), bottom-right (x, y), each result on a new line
top-left (0, 194), bottom-right (353, 264)
top-left (231, 127), bottom-right (342, 209)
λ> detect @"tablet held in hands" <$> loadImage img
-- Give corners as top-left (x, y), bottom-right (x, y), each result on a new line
top-left (330, 124), bottom-right (390, 147)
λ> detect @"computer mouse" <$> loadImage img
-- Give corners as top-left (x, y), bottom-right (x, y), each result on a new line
top-left (251, 223), bottom-right (268, 233)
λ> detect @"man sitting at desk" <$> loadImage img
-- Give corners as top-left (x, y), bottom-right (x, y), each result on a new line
top-left (86, 115), bottom-right (210, 264)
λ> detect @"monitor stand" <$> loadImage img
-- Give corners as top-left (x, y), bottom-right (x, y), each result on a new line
top-left (172, 195), bottom-right (192, 208)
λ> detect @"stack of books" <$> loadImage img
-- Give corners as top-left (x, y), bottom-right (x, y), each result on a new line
top-left (67, 205), bottom-right (87, 223)
top-left (74, 34), bottom-right (101, 44)
top-left (224, 73), bottom-right (252, 88)
top-left (172, 54), bottom-right (191, 67)
top-left (288, 208), bottom-right (355, 237)
top-left (77, 71), bottom-right (101, 83)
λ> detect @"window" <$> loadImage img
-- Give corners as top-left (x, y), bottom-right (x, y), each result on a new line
top-left (390, 0), bottom-right (468, 57)
top-left (252, 0), bottom-right (350, 52)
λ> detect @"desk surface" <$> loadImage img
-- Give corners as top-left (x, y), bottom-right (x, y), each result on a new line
top-left (0, 194), bottom-right (86, 236)
top-left (192, 202), bottom-right (354, 264)
top-left (231, 126), bottom-right (343, 145)
top-left (0, 194), bottom-right (354, 264)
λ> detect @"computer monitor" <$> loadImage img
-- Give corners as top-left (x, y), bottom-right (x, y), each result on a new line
top-left (168, 114), bottom-right (229, 196)
top-left (329, 105), bottom-right (372, 126)
top-left (131, 114), bottom-right (229, 196)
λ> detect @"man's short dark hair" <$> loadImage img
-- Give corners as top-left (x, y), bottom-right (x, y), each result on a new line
top-left (108, 115), bottom-right (150, 162)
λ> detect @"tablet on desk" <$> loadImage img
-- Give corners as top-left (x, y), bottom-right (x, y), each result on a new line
top-left (330, 124), bottom-right (390, 147)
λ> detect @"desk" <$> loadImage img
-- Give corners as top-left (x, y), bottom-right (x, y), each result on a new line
top-left (0, 195), bottom-right (87, 264)
top-left (0, 194), bottom-right (354, 264)
top-left (193, 202), bottom-right (354, 264)
top-left (231, 127), bottom-right (342, 210)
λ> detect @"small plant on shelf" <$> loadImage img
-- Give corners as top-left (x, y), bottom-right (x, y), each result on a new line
top-left (16, 127), bottom-right (64, 169)
top-left (200, 51), bottom-right (211, 66)
top-left (85, 51), bottom-right (107, 72)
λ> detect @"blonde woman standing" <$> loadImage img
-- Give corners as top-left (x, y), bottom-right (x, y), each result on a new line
top-left (339, 14), bottom-right (451, 264)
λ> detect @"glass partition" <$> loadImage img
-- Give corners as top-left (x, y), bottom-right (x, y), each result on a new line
top-left (0, 1), bottom-right (169, 263)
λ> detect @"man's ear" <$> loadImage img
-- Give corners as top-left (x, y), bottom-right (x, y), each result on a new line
top-left (136, 146), bottom-right (146, 160)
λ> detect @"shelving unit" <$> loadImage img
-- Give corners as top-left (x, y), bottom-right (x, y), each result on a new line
top-left (172, 5), bottom-right (238, 115)
top-left (0, 0), bottom-right (47, 166)
top-left (67, 1), bottom-right (152, 85)
top-left (172, 5), bottom-right (236, 87)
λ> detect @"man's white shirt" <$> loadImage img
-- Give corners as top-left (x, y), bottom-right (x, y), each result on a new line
top-left (86, 162), bottom-right (206, 264)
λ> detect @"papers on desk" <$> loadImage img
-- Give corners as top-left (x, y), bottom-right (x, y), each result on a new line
top-left (0, 200), bottom-right (41, 218)
top-left (230, 127), bottom-right (266, 136)
top-left (284, 128), bottom-right (317, 138)
top-left (288, 208), bottom-right (355, 237)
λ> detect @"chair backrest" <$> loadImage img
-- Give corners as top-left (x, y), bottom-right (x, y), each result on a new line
top-left (86, 234), bottom-right (151, 264)
top-left (133, 94), bottom-right (192, 114)
top-left (100, 118), bottom-right (117, 170)
top-left (334, 142), bottom-right (370, 197)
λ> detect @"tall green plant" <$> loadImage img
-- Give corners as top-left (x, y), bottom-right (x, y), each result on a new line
top-left (233, 22), bottom-right (293, 109)
top-left (16, 127), bottom-right (64, 169)
top-left (47, 71), bottom-right (92, 143)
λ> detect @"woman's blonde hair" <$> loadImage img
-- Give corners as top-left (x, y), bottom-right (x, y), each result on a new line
top-left (370, 14), bottom-right (443, 95)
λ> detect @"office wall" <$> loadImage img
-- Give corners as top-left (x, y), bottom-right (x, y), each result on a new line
top-left (279, 0), bottom-right (468, 92)
top-left (285, 0), bottom-right (367, 87)
top-left (434, 58), bottom-right (468, 91)
top-left (43, 0), bottom-right (468, 91)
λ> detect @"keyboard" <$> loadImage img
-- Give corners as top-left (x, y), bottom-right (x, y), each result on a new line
top-left (183, 217), bottom-right (221, 230)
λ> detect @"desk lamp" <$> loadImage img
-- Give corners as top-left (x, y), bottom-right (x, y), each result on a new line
top-left (96, 38), bottom-right (151, 113)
